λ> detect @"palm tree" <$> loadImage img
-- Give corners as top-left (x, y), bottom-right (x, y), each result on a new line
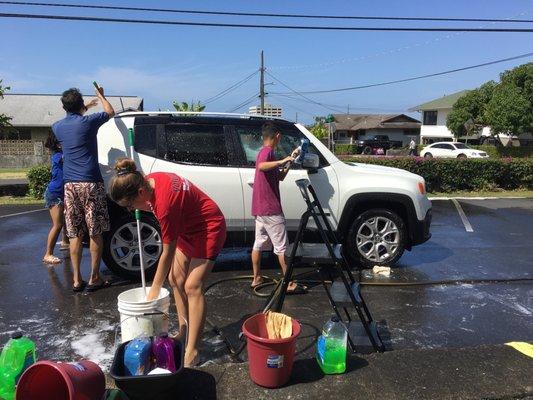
top-left (172, 100), bottom-right (206, 112)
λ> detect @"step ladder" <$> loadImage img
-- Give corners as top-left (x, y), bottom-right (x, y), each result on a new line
top-left (263, 179), bottom-right (385, 353)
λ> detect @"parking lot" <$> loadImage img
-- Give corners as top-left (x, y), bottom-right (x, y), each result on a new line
top-left (0, 198), bottom-right (531, 371)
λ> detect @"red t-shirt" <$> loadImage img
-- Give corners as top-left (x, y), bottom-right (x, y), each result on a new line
top-left (147, 172), bottom-right (226, 259)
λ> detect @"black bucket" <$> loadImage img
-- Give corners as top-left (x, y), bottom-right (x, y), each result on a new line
top-left (110, 337), bottom-right (184, 400)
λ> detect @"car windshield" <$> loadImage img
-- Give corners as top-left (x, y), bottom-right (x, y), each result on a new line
top-left (454, 143), bottom-right (469, 149)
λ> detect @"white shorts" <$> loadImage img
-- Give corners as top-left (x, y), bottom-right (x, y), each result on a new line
top-left (253, 214), bottom-right (289, 255)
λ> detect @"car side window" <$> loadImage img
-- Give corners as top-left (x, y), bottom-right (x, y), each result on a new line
top-left (235, 124), bottom-right (328, 168)
top-left (442, 144), bottom-right (454, 150)
top-left (134, 124), bottom-right (166, 158)
top-left (164, 124), bottom-right (231, 166)
top-left (235, 125), bottom-right (263, 166)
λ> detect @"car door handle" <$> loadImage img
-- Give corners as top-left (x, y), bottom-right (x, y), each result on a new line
top-left (247, 180), bottom-right (254, 187)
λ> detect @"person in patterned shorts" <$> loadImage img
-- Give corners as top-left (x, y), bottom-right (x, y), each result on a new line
top-left (53, 86), bottom-right (115, 292)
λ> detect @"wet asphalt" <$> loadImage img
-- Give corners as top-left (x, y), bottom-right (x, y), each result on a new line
top-left (0, 199), bottom-right (531, 373)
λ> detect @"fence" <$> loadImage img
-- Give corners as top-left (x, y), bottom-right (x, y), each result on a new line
top-left (0, 140), bottom-right (36, 156)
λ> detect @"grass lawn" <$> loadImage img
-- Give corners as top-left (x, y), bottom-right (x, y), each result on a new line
top-left (428, 190), bottom-right (533, 198)
top-left (0, 196), bottom-right (44, 206)
top-left (0, 168), bottom-right (29, 180)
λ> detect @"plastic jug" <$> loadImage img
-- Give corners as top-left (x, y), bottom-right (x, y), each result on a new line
top-left (316, 316), bottom-right (347, 374)
top-left (152, 333), bottom-right (176, 373)
top-left (0, 332), bottom-right (37, 400)
top-left (123, 337), bottom-right (151, 376)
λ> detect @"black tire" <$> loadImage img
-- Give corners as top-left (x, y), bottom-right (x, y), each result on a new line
top-left (457, 154), bottom-right (467, 159)
top-left (103, 212), bottom-right (162, 281)
top-left (424, 152), bottom-right (433, 159)
top-left (363, 146), bottom-right (372, 155)
top-left (345, 209), bottom-right (406, 269)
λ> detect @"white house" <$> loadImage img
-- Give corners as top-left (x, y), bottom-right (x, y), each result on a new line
top-left (409, 90), bottom-right (468, 144)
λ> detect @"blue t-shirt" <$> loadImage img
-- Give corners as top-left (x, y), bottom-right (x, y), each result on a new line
top-left (46, 151), bottom-right (64, 198)
top-left (52, 112), bottom-right (110, 183)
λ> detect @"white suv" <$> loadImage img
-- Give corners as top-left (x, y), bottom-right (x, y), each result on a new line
top-left (97, 112), bottom-right (432, 280)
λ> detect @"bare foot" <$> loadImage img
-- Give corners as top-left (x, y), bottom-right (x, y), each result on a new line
top-left (42, 255), bottom-right (61, 264)
top-left (184, 348), bottom-right (200, 368)
top-left (251, 277), bottom-right (264, 288)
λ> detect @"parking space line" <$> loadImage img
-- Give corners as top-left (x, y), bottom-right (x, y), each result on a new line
top-left (451, 199), bottom-right (474, 232)
top-left (0, 208), bottom-right (46, 219)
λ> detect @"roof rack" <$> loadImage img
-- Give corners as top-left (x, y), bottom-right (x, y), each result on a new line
top-left (114, 111), bottom-right (285, 120)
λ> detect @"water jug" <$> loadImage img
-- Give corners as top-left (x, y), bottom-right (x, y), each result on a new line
top-left (152, 333), bottom-right (176, 373)
top-left (316, 316), bottom-right (347, 374)
top-left (0, 332), bottom-right (37, 400)
top-left (123, 336), bottom-right (151, 376)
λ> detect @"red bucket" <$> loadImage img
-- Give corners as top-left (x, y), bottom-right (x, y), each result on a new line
top-left (16, 360), bottom-right (105, 400)
top-left (242, 313), bottom-right (301, 388)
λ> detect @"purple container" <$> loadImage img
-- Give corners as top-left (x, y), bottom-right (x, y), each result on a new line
top-left (152, 333), bottom-right (176, 373)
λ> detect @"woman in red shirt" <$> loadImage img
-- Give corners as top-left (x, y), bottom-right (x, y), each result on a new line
top-left (109, 158), bottom-right (226, 367)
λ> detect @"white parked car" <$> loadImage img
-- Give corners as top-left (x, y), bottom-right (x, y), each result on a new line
top-left (97, 112), bottom-right (432, 279)
top-left (420, 142), bottom-right (489, 159)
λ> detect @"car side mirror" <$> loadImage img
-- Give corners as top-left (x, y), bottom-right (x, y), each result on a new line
top-left (302, 153), bottom-right (319, 170)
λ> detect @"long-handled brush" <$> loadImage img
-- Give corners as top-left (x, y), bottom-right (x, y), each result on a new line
top-left (128, 127), bottom-right (147, 299)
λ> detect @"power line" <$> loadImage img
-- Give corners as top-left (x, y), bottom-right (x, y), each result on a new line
top-left (1, 2), bottom-right (532, 23)
top-left (1, 12), bottom-right (533, 32)
top-left (274, 93), bottom-right (408, 113)
top-left (203, 70), bottom-right (258, 104)
top-left (265, 72), bottom-right (345, 114)
top-left (227, 93), bottom-right (259, 113)
top-left (272, 52), bottom-right (533, 95)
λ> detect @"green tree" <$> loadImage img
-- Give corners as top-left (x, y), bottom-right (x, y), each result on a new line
top-left (172, 100), bottom-right (206, 112)
top-left (446, 63), bottom-right (533, 138)
top-left (485, 63), bottom-right (533, 135)
top-left (0, 80), bottom-right (13, 135)
top-left (446, 81), bottom-right (495, 136)
top-left (309, 116), bottom-right (328, 139)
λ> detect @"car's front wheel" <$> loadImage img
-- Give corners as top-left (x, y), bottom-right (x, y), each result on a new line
top-left (345, 209), bottom-right (406, 269)
top-left (424, 152), bottom-right (433, 158)
top-left (103, 213), bottom-right (163, 281)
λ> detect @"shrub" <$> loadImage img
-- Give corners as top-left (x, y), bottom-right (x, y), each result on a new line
top-left (339, 156), bottom-right (533, 192)
top-left (334, 144), bottom-right (358, 155)
top-left (27, 164), bottom-right (51, 199)
top-left (470, 145), bottom-right (532, 158)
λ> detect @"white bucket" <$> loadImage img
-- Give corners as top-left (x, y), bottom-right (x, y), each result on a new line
top-left (117, 287), bottom-right (171, 343)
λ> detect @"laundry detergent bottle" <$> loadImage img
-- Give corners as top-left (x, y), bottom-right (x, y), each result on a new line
top-left (0, 332), bottom-right (37, 400)
top-left (152, 333), bottom-right (176, 373)
top-left (316, 316), bottom-right (347, 374)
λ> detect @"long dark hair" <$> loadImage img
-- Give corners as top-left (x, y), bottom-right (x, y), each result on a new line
top-left (44, 131), bottom-right (61, 153)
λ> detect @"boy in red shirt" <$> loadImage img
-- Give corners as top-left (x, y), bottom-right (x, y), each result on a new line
top-left (251, 122), bottom-right (307, 294)
top-left (109, 158), bottom-right (226, 367)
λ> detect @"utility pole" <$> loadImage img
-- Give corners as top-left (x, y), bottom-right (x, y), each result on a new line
top-left (295, 112), bottom-right (298, 123)
top-left (347, 104), bottom-right (350, 114)
top-left (260, 50), bottom-right (265, 115)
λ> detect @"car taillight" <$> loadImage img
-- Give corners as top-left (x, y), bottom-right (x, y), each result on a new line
top-left (418, 182), bottom-right (426, 195)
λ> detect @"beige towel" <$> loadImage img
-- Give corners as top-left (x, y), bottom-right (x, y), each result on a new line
top-left (265, 311), bottom-right (292, 339)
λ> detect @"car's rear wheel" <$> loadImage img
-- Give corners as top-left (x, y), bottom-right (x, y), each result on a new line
top-left (103, 213), bottom-right (162, 281)
top-left (457, 154), bottom-right (467, 159)
top-left (424, 152), bottom-right (433, 158)
top-left (345, 209), bottom-right (406, 269)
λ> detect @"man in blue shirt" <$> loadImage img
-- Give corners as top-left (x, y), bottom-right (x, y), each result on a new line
top-left (53, 86), bottom-right (115, 292)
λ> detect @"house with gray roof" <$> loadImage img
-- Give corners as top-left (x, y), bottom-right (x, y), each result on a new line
top-left (331, 114), bottom-right (421, 146)
top-left (409, 90), bottom-right (469, 144)
top-left (0, 93), bottom-right (143, 167)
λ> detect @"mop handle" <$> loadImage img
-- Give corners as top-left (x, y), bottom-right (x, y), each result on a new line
top-left (135, 209), bottom-right (147, 298)
top-left (129, 127), bottom-right (147, 298)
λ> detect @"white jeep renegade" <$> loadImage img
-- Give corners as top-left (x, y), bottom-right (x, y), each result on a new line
top-left (97, 112), bottom-right (432, 280)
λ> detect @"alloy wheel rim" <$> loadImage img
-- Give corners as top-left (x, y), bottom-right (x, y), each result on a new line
top-left (110, 221), bottom-right (162, 272)
top-left (356, 216), bottom-right (400, 262)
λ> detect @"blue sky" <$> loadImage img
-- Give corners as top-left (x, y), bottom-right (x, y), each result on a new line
top-left (0, 0), bottom-right (532, 123)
